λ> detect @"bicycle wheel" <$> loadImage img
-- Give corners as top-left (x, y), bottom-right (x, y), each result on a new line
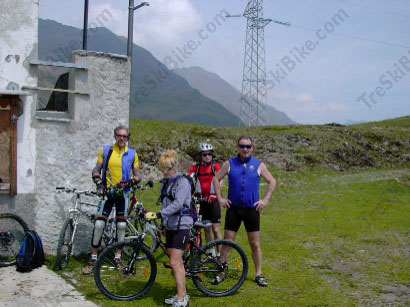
top-left (133, 216), bottom-right (159, 254)
top-left (192, 239), bottom-right (248, 297)
top-left (94, 240), bottom-right (157, 301)
top-left (0, 213), bottom-right (29, 267)
top-left (56, 218), bottom-right (75, 269)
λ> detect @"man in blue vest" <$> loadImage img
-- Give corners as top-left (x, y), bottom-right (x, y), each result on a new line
top-left (82, 125), bottom-right (141, 275)
top-left (213, 136), bottom-right (276, 287)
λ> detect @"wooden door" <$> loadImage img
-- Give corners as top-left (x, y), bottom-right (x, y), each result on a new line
top-left (0, 96), bottom-right (19, 195)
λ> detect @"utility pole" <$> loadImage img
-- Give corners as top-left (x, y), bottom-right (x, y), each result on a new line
top-left (127, 1), bottom-right (149, 143)
top-left (127, 1), bottom-right (149, 57)
top-left (82, 0), bottom-right (89, 50)
top-left (228, 1), bottom-right (289, 126)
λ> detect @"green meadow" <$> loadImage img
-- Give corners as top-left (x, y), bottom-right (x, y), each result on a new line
top-left (52, 117), bottom-right (410, 306)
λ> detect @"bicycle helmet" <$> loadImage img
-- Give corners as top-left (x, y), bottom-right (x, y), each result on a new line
top-left (198, 142), bottom-right (214, 153)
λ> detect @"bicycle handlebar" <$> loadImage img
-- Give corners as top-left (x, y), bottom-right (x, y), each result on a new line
top-left (56, 187), bottom-right (97, 196)
top-left (56, 180), bottom-right (154, 198)
top-left (131, 180), bottom-right (154, 191)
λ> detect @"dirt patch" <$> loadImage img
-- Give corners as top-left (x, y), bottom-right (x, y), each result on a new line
top-left (0, 266), bottom-right (96, 307)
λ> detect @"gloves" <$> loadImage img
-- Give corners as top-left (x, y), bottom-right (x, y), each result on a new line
top-left (118, 180), bottom-right (128, 189)
top-left (130, 177), bottom-right (140, 187)
top-left (207, 194), bottom-right (217, 203)
top-left (96, 181), bottom-right (104, 197)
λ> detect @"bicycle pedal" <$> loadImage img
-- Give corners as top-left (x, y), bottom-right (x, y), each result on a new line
top-left (192, 274), bottom-right (203, 282)
top-left (163, 262), bottom-right (171, 269)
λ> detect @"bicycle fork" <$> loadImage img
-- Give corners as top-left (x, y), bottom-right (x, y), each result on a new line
top-left (123, 237), bottom-right (145, 274)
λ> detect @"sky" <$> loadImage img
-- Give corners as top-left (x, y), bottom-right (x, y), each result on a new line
top-left (39, 0), bottom-right (410, 124)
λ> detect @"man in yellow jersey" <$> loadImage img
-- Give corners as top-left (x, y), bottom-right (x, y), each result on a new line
top-left (82, 125), bottom-right (141, 275)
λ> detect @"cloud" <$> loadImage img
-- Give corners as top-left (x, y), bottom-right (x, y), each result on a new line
top-left (269, 89), bottom-right (349, 124)
top-left (88, 0), bottom-right (202, 59)
top-left (88, 3), bottom-right (128, 36)
top-left (295, 93), bottom-right (314, 102)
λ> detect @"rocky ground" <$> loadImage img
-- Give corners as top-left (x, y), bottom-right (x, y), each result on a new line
top-left (0, 266), bottom-right (96, 307)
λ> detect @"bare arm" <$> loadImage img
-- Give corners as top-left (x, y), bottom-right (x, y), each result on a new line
top-left (92, 162), bottom-right (102, 183)
top-left (132, 166), bottom-right (142, 183)
top-left (255, 162), bottom-right (276, 211)
top-left (212, 160), bottom-right (231, 208)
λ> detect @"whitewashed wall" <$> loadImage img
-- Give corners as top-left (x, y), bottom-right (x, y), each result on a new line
top-left (33, 51), bottom-right (131, 252)
top-left (0, 0), bottom-right (38, 194)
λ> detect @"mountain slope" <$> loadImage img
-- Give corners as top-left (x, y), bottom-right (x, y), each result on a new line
top-left (131, 115), bottom-right (410, 171)
top-left (38, 19), bottom-right (241, 126)
top-left (173, 66), bottom-right (296, 125)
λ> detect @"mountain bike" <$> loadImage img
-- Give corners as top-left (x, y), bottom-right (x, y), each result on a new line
top-left (55, 181), bottom-right (158, 269)
top-left (93, 202), bottom-right (249, 301)
top-left (0, 213), bottom-right (29, 267)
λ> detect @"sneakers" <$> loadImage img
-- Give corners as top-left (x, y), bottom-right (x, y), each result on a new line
top-left (211, 272), bottom-right (225, 285)
top-left (172, 295), bottom-right (189, 307)
top-left (255, 274), bottom-right (268, 287)
top-left (82, 259), bottom-right (96, 275)
top-left (165, 295), bottom-right (189, 306)
top-left (114, 258), bottom-right (124, 271)
top-left (164, 294), bottom-right (177, 305)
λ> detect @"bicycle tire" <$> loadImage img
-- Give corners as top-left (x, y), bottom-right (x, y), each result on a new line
top-left (192, 239), bottom-right (248, 297)
top-left (56, 218), bottom-right (75, 269)
top-left (94, 240), bottom-right (157, 301)
top-left (0, 213), bottom-right (29, 267)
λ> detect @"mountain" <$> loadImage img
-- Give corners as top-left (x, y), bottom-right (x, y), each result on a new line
top-left (38, 19), bottom-right (241, 126)
top-left (173, 66), bottom-right (296, 125)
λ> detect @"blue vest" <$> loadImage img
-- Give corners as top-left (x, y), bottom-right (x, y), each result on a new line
top-left (228, 156), bottom-right (261, 208)
top-left (101, 145), bottom-right (136, 191)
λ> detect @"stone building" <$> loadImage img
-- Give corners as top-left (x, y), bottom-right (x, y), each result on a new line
top-left (0, 0), bottom-right (131, 252)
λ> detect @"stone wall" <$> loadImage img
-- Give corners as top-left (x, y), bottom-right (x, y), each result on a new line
top-left (32, 51), bottom-right (131, 253)
top-left (0, 0), bottom-right (132, 254)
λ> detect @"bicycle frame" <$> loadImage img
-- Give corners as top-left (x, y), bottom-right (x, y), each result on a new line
top-left (93, 206), bottom-right (249, 300)
top-left (123, 208), bottom-right (212, 276)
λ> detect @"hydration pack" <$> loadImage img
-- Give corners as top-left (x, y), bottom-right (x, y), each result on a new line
top-left (162, 174), bottom-right (198, 226)
top-left (16, 230), bottom-right (45, 272)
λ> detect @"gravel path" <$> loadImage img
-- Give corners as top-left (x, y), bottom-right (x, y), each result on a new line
top-left (0, 266), bottom-right (97, 307)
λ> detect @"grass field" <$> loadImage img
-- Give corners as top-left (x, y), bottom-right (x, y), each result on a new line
top-left (51, 166), bottom-right (410, 306)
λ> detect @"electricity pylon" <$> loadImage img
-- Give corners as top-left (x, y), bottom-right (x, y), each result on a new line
top-left (229, 1), bottom-right (289, 126)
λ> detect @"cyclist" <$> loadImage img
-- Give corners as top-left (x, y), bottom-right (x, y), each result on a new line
top-left (213, 136), bottom-right (276, 287)
top-left (82, 125), bottom-right (141, 275)
top-left (188, 143), bottom-right (222, 251)
top-left (159, 150), bottom-right (192, 307)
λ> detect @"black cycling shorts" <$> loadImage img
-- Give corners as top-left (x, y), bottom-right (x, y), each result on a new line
top-left (199, 201), bottom-right (221, 224)
top-left (224, 207), bottom-right (260, 233)
top-left (166, 229), bottom-right (191, 250)
top-left (96, 193), bottom-right (129, 218)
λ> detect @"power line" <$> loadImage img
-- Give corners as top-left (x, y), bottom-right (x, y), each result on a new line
top-left (339, 0), bottom-right (410, 19)
top-left (288, 24), bottom-right (410, 49)
top-left (227, 13), bottom-right (410, 50)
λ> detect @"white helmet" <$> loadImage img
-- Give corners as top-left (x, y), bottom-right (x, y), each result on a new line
top-left (198, 142), bottom-right (214, 153)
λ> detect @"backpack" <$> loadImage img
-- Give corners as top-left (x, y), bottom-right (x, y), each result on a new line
top-left (162, 174), bottom-right (198, 227)
top-left (16, 230), bottom-right (45, 272)
top-left (192, 162), bottom-right (218, 195)
top-left (194, 162), bottom-right (216, 179)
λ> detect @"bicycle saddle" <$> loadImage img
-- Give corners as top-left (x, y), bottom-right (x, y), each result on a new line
top-left (194, 220), bottom-right (212, 229)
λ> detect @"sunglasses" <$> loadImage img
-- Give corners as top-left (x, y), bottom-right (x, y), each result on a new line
top-left (201, 153), bottom-right (213, 157)
top-left (116, 134), bottom-right (129, 139)
top-left (160, 166), bottom-right (173, 172)
top-left (238, 144), bottom-right (252, 149)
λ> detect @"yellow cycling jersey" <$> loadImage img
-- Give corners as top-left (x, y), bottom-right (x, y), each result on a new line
top-left (97, 144), bottom-right (139, 187)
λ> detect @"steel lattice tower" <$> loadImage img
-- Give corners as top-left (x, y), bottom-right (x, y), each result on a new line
top-left (239, 0), bottom-right (289, 126)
